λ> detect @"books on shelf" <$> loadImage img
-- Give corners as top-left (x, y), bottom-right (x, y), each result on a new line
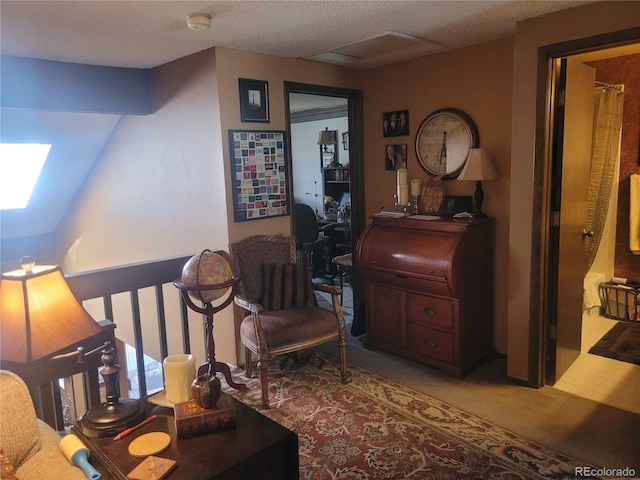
top-left (173, 393), bottom-right (237, 439)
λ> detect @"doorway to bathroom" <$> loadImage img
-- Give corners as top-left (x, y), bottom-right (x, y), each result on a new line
top-left (543, 41), bottom-right (640, 414)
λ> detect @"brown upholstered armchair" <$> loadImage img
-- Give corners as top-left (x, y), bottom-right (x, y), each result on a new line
top-left (229, 235), bottom-right (349, 407)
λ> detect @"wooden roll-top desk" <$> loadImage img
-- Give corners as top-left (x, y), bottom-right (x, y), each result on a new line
top-left (356, 215), bottom-right (494, 378)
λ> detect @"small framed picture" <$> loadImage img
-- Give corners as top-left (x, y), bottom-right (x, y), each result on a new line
top-left (342, 132), bottom-right (350, 150)
top-left (383, 109), bottom-right (409, 137)
top-left (384, 144), bottom-right (407, 170)
top-left (239, 78), bottom-right (269, 123)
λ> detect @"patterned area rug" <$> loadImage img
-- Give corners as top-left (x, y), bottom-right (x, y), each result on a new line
top-left (225, 351), bottom-right (595, 479)
top-left (588, 321), bottom-right (640, 366)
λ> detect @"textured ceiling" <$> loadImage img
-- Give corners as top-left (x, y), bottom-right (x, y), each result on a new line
top-left (1, 1), bottom-right (592, 69)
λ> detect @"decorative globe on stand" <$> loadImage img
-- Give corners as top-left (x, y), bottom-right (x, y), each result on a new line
top-left (173, 249), bottom-right (246, 392)
top-left (180, 250), bottom-right (233, 304)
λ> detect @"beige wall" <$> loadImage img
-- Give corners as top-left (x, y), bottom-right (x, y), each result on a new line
top-left (361, 37), bottom-right (514, 354)
top-left (56, 48), bottom-right (361, 366)
top-left (508, 1), bottom-right (640, 381)
top-left (58, 50), bottom-right (227, 271)
top-left (56, 50), bottom-right (231, 364)
top-left (212, 48), bottom-right (361, 244)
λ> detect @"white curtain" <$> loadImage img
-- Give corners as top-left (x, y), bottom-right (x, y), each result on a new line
top-left (584, 87), bottom-right (625, 274)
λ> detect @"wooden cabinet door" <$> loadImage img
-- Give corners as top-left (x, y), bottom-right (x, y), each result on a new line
top-left (366, 283), bottom-right (407, 348)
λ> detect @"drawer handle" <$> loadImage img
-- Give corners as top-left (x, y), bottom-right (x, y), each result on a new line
top-left (424, 338), bottom-right (437, 348)
top-left (395, 274), bottom-right (408, 279)
top-left (423, 307), bottom-right (436, 316)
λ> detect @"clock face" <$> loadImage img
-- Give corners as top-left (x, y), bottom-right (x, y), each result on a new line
top-left (415, 109), bottom-right (479, 178)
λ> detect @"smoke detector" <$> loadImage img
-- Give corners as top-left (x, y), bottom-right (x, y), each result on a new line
top-left (187, 13), bottom-right (211, 30)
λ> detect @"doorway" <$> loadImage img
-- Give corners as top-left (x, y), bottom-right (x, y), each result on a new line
top-left (288, 93), bottom-right (349, 220)
top-left (537, 35), bottom-right (640, 413)
top-left (284, 82), bottom-right (366, 335)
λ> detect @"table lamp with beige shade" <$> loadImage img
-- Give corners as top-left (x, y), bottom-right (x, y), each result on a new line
top-left (0, 257), bottom-right (146, 438)
top-left (456, 148), bottom-right (497, 217)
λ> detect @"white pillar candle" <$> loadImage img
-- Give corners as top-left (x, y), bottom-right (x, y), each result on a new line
top-left (396, 168), bottom-right (408, 186)
top-left (397, 184), bottom-right (409, 205)
top-left (163, 354), bottom-right (196, 404)
top-left (410, 178), bottom-right (422, 197)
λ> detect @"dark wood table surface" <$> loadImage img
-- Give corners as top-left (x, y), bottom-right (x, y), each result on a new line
top-left (73, 397), bottom-right (299, 480)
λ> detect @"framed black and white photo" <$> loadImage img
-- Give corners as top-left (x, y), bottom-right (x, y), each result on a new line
top-left (228, 130), bottom-right (289, 222)
top-left (239, 78), bottom-right (269, 123)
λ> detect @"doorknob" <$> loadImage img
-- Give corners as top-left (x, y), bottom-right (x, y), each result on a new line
top-left (582, 229), bottom-right (594, 238)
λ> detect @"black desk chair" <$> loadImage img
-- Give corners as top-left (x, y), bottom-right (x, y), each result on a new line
top-left (293, 203), bottom-right (336, 279)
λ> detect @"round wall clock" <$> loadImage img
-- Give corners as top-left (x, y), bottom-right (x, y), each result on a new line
top-left (415, 108), bottom-right (479, 179)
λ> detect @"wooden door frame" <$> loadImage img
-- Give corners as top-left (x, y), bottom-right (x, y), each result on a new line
top-left (284, 81), bottom-right (365, 330)
top-left (529, 27), bottom-right (640, 387)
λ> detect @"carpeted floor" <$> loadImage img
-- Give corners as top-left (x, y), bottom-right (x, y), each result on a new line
top-left (311, 288), bottom-right (640, 473)
top-left (225, 351), bottom-right (595, 479)
top-left (224, 288), bottom-right (638, 476)
top-left (588, 321), bottom-right (640, 366)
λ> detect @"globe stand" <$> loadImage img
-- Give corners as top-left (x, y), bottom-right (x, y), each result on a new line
top-left (173, 277), bottom-right (247, 391)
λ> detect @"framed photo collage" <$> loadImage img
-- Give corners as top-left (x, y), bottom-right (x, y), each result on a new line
top-left (228, 130), bottom-right (290, 222)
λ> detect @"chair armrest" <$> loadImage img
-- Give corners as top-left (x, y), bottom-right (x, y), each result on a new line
top-left (314, 283), bottom-right (342, 297)
top-left (313, 284), bottom-right (347, 326)
top-left (321, 222), bottom-right (340, 235)
top-left (234, 295), bottom-right (263, 314)
top-left (300, 237), bottom-right (332, 250)
top-left (335, 243), bottom-right (352, 253)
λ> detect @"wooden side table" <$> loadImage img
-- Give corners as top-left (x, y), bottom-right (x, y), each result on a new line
top-left (73, 398), bottom-right (298, 480)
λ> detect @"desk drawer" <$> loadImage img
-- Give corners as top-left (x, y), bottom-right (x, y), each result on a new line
top-left (359, 268), bottom-right (450, 297)
top-left (408, 324), bottom-right (454, 363)
top-left (407, 294), bottom-right (454, 330)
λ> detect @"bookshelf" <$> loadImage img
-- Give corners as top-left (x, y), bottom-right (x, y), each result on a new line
top-left (322, 167), bottom-right (350, 203)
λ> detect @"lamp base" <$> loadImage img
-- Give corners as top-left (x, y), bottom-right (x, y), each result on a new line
top-left (76, 398), bottom-right (146, 438)
top-left (474, 180), bottom-right (486, 218)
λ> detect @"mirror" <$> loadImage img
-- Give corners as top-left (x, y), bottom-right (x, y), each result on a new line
top-left (289, 93), bottom-right (349, 221)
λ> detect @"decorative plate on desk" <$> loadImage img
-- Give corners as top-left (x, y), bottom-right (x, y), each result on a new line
top-left (419, 177), bottom-right (445, 215)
